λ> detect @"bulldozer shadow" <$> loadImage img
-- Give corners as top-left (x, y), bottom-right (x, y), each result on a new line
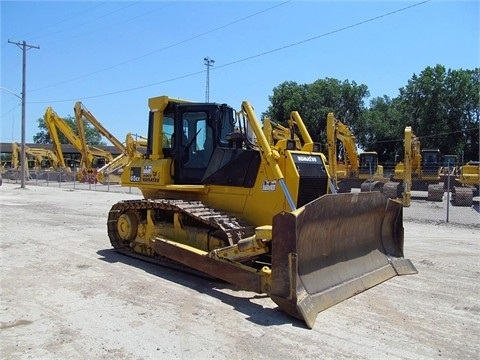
top-left (96, 248), bottom-right (305, 328)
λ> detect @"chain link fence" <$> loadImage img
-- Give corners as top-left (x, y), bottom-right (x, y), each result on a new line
top-left (1, 168), bottom-right (142, 195)
top-left (1, 168), bottom-right (479, 228)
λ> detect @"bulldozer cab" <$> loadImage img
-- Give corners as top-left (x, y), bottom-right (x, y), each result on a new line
top-left (149, 102), bottom-right (236, 184)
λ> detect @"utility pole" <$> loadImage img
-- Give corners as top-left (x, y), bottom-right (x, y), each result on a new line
top-left (8, 40), bottom-right (40, 189)
top-left (204, 56), bottom-right (214, 102)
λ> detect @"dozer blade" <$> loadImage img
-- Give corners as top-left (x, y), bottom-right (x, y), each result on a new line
top-left (270, 192), bottom-right (417, 329)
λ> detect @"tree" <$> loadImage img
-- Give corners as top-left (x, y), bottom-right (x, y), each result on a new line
top-left (395, 65), bottom-right (479, 162)
top-left (357, 96), bottom-right (405, 164)
top-left (264, 78), bottom-right (369, 146)
top-left (33, 114), bottom-right (106, 146)
top-left (444, 67), bottom-right (479, 162)
top-left (265, 66), bottom-right (479, 165)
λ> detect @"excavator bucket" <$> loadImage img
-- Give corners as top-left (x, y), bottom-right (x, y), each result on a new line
top-left (270, 192), bottom-right (417, 328)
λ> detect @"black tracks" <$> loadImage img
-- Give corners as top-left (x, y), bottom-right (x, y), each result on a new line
top-left (107, 198), bottom-right (255, 255)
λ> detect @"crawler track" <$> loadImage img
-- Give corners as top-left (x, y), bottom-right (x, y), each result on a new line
top-left (107, 199), bottom-right (256, 275)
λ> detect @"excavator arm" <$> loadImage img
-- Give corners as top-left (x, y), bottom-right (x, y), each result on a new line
top-left (336, 122), bottom-right (360, 173)
top-left (26, 147), bottom-right (58, 169)
top-left (44, 108), bottom-right (68, 169)
top-left (326, 113), bottom-right (360, 178)
top-left (403, 126), bottom-right (413, 205)
top-left (262, 111), bottom-right (319, 153)
top-left (45, 107), bottom-right (88, 168)
top-left (98, 133), bottom-right (147, 174)
top-left (263, 117), bottom-right (299, 147)
top-left (74, 102), bottom-right (128, 154)
top-left (74, 102), bottom-right (149, 182)
top-left (11, 142), bottom-right (19, 169)
top-left (12, 142), bottom-right (43, 169)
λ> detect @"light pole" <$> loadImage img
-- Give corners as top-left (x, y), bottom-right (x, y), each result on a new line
top-left (204, 56), bottom-right (215, 102)
top-left (7, 40), bottom-right (40, 189)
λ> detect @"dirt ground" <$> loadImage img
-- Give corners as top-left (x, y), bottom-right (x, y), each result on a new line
top-left (0, 182), bottom-right (479, 360)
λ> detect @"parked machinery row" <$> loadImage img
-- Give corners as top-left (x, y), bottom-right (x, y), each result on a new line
top-left (383, 126), bottom-right (478, 207)
top-left (2, 102), bottom-right (475, 206)
top-left (324, 116), bottom-right (477, 207)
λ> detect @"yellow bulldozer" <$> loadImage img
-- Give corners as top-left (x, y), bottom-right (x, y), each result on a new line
top-left (107, 95), bottom-right (417, 328)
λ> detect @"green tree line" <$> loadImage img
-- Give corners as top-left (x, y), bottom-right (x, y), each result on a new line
top-left (264, 64), bottom-right (479, 165)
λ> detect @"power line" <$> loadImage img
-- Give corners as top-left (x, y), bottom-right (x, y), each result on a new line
top-left (10, 2), bottom-right (107, 39)
top-left (371, 126), bottom-right (479, 145)
top-left (41, 2), bottom-right (177, 46)
top-left (28, 0), bottom-right (291, 93)
top-left (24, 2), bottom-right (140, 42)
top-left (212, 1), bottom-right (432, 70)
top-left (1, 103), bottom-right (20, 119)
top-left (30, 69), bottom-right (207, 103)
top-left (28, 0), bottom-right (430, 104)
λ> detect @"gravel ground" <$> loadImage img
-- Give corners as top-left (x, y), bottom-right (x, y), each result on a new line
top-left (0, 182), bottom-right (479, 360)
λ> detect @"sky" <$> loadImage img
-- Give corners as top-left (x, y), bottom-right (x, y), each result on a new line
top-left (1, 0), bottom-right (479, 145)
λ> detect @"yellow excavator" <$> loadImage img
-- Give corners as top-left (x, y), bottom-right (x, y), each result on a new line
top-left (11, 142), bottom-right (42, 170)
top-left (73, 101), bottom-right (145, 184)
top-left (17, 142), bottom-right (69, 171)
top-left (8, 142), bottom-right (71, 180)
top-left (384, 126), bottom-right (444, 206)
top-left (44, 106), bottom-right (114, 183)
top-left (107, 95), bottom-right (417, 328)
top-left (262, 111), bottom-right (309, 151)
top-left (325, 113), bottom-right (388, 193)
top-left (8, 142), bottom-right (38, 180)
